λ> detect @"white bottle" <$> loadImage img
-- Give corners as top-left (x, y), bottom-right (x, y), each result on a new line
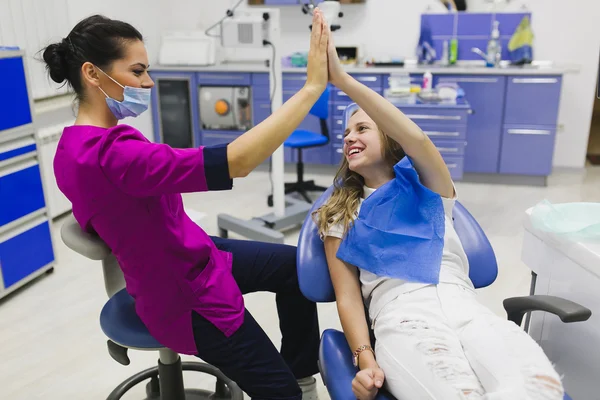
top-left (422, 70), bottom-right (433, 90)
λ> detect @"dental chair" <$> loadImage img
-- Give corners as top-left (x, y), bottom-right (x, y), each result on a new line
top-left (61, 214), bottom-right (243, 400)
top-left (297, 186), bottom-right (590, 400)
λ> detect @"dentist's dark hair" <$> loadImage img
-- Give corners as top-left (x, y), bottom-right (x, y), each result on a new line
top-left (41, 15), bottom-right (143, 100)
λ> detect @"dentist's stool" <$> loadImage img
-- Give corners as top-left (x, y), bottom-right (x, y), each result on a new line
top-left (297, 187), bottom-right (589, 400)
top-left (61, 214), bottom-right (243, 400)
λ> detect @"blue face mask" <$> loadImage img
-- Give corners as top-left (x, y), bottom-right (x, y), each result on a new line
top-left (96, 66), bottom-right (151, 120)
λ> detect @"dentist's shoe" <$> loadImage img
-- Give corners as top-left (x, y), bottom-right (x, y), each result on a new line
top-left (298, 376), bottom-right (320, 400)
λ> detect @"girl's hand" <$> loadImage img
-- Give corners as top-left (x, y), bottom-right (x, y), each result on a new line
top-left (327, 27), bottom-right (349, 87)
top-left (304, 9), bottom-right (330, 96)
top-left (352, 367), bottom-right (386, 400)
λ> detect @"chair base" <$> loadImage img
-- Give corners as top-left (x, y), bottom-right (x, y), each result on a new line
top-left (107, 360), bottom-right (243, 400)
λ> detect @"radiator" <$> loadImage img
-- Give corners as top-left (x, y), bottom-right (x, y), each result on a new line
top-left (37, 122), bottom-right (73, 219)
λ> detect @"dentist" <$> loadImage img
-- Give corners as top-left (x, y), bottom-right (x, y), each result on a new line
top-left (43, 12), bottom-right (330, 400)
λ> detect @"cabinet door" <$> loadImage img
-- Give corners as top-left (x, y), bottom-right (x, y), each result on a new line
top-left (498, 125), bottom-right (556, 176)
top-left (156, 78), bottom-right (195, 148)
top-left (0, 217), bottom-right (54, 288)
top-left (504, 76), bottom-right (562, 125)
top-left (0, 158), bottom-right (46, 227)
top-left (437, 75), bottom-right (506, 173)
top-left (0, 57), bottom-right (33, 132)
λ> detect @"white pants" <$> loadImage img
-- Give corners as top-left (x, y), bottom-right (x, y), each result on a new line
top-left (372, 283), bottom-right (564, 400)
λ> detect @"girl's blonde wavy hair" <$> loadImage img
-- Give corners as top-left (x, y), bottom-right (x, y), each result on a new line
top-left (313, 108), bottom-right (406, 239)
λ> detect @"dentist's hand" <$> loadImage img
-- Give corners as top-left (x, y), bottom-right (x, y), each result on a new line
top-left (352, 367), bottom-right (386, 400)
top-left (304, 9), bottom-right (330, 96)
top-left (327, 28), bottom-right (349, 87)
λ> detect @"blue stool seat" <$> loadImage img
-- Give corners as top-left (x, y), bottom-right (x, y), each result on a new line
top-left (100, 288), bottom-right (163, 349)
top-left (284, 130), bottom-right (329, 148)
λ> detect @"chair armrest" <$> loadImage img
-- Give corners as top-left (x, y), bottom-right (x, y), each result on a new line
top-left (60, 214), bottom-right (111, 261)
top-left (503, 295), bottom-right (592, 326)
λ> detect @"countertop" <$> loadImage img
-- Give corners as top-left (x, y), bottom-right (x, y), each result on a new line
top-left (151, 61), bottom-right (580, 76)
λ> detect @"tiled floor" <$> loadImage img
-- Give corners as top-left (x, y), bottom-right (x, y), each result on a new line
top-left (1, 164), bottom-right (599, 399)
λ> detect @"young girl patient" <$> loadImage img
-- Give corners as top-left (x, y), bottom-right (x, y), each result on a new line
top-left (314, 31), bottom-right (565, 400)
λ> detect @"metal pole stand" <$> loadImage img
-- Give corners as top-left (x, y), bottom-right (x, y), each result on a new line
top-left (218, 196), bottom-right (311, 243)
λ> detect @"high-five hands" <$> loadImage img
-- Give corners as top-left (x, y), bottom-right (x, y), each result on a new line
top-left (305, 8), bottom-right (330, 96)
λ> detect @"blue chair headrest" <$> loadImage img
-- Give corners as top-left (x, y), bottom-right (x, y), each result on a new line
top-left (297, 187), bottom-right (499, 303)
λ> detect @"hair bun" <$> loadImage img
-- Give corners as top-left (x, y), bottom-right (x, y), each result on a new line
top-left (42, 41), bottom-right (69, 84)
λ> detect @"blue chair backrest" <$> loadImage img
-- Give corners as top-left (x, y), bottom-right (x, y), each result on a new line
top-left (297, 187), bottom-right (498, 303)
top-left (309, 85), bottom-right (330, 121)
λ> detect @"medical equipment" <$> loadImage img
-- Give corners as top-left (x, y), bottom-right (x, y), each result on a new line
top-left (199, 86), bottom-right (253, 131)
top-left (215, 7), bottom-right (315, 243)
top-left (302, 0), bottom-right (344, 31)
top-left (158, 32), bottom-right (217, 66)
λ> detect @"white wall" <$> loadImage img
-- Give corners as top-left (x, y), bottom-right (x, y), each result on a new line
top-left (65, 0), bottom-right (163, 138)
top-left (155, 0), bottom-right (600, 169)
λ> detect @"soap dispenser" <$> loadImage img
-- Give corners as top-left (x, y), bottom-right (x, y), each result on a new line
top-left (486, 20), bottom-right (501, 67)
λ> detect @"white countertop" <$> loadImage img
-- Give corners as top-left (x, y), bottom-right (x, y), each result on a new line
top-left (523, 207), bottom-right (600, 278)
top-left (151, 61), bottom-right (580, 76)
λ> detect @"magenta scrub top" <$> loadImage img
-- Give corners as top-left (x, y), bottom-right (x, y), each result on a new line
top-left (54, 124), bottom-right (244, 355)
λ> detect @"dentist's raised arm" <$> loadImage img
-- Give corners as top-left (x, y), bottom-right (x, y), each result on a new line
top-left (226, 9), bottom-right (330, 179)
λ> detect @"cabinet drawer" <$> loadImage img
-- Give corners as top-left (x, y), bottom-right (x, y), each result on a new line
top-left (432, 139), bottom-right (466, 156)
top-left (252, 73), bottom-right (269, 85)
top-left (0, 57), bottom-right (33, 132)
top-left (504, 76), bottom-right (562, 125)
top-left (283, 73), bottom-right (308, 90)
top-left (201, 132), bottom-right (241, 147)
top-left (253, 102), bottom-right (272, 125)
top-left (0, 137), bottom-right (37, 162)
top-left (0, 159), bottom-right (46, 227)
top-left (401, 109), bottom-right (468, 125)
top-left (498, 125), bottom-right (556, 176)
top-left (196, 73), bottom-right (251, 86)
top-left (333, 103), bottom-right (351, 117)
top-left (0, 217), bottom-right (54, 288)
top-left (332, 144), bottom-right (344, 165)
top-left (253, 85), bottom-right (271, 101)
top-left (443, 156), bottom-right (464, 181)
top-left (419, 123), bottom-right (467, 140)
top-left (350, 74), bottom-right (383, 89)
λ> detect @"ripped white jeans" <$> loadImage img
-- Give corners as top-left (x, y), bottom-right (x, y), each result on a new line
top-left (372, 283), bottom-right (564, 400)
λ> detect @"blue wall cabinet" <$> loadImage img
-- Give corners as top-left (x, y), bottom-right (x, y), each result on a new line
top-left (437, 76), bottom-right (507, 173)
top-left (0, 50), bottom-right (55, 299)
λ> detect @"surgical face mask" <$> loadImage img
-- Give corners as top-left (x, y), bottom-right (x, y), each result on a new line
top-left (96, 66), bottom-right (151, 120)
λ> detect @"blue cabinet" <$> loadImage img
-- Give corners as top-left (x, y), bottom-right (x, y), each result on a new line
top-left (499, 125), bottom-right (556, 175)
top-left (0, 219), bottom-right (55, 288)
top-left (0, 159), bottom-right (46, 227)
top-left (0, 51), bottom-right (55, 299)
top-left (0, 56), bottom-right (33, 132)
top-left (499, 75), bottom-right (562, 176)
top-left (437, 76), bottom-right (506, 174)
top-left (504, 76), bottom-right (562, 126)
